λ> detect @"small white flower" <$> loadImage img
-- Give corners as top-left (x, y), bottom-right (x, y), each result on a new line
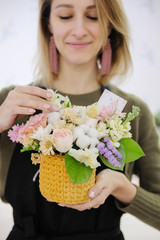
top-left (110, 140), bottom-right (120, 148)
top-left (31, 124), bottom-right (52, 141)
top-left (68, 147), bottom-right (100, 169)
top-left (47, 89), bottom-right (71, 109)
top-left (108, 117), bottom-right (132, 144)
top-left (76, 135), bottom-right (91, 149)
top-left (48, 112), bottom-right (61, 124)
top-left (97, 121), bottom-right (109, 138)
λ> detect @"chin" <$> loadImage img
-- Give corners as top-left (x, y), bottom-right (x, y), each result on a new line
top-left (67, 57), bottom-right (93, 66)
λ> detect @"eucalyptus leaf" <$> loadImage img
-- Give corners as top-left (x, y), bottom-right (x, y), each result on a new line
top-left (119, 138), bottom-right (145, 163)
top-left (65, 153), bottom-right (93, 184)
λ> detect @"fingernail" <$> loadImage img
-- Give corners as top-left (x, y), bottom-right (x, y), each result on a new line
top-left (58, 203), bottom-right (65, 207)
top-left (29, 109), bottom-right (36, 113)
top-left (89, 191), bottom-right (95, 199)
top-left (43, 104), bottom-right (50, 109)
top-left (46, 92), bottom-right (53, 98)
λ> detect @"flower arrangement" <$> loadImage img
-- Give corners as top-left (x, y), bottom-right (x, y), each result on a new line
top-left (8, 89), bottom-right (145, 203)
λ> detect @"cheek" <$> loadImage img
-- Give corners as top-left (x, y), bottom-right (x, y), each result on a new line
top-left (91, 26), bottom-right (103, 45)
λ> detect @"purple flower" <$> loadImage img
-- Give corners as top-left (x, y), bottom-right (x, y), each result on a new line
top-left (103, 148), bottom-right (109, 154)
top-left (113, 149), bottom-right (122, 159)
top-left (108, 151), bottom-right (112, 157)
top-left (117, 152), bottom-right (122, 159)
top-left (104, 152), bottom-right (109, 159)
top-left (99, 148), bottom-right (105, 155)
top-left (104, 137), bottom-right (110, 143)
top-left (98, 142), bottom-right (105, 149)
top-left (107, 142), bottom-right (113, 150)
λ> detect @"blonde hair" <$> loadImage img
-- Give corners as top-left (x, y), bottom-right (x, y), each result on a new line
top-left (35, 0), bottom-right (132, 87)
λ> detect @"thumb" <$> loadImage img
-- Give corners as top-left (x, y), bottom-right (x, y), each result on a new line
top-left (88, 176), bottom-right (104, 199)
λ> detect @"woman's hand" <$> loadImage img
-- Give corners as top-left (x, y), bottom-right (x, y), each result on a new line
top-left (58, 169), bottom-right (137, 211)
top-left (0, 86), bottom-right (55, 133)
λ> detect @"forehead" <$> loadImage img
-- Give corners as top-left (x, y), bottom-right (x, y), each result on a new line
top-left (52, 0), bottom-right (96, 9)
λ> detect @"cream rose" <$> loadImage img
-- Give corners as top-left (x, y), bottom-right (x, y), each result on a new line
top-left (53, 128), bottom-right (73, 153)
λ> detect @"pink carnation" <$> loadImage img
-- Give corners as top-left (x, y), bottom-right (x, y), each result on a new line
top-left (8, 113), bottom-right (48, 144)
top-left (8, 123), bottom-right (24, 143)
top-left (53, 128), bottom-right (73, 153)
top-left (18, 113), bottom-right (48, 144)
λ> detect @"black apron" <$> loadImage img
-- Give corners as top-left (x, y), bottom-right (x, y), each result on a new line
top-left (4, 85), bottom-right (125, 240)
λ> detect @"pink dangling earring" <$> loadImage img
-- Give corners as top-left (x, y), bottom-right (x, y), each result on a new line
top-left (49, 35), bottom-right (58, 75)
top-left (100, 38), bottom-right (112, 76)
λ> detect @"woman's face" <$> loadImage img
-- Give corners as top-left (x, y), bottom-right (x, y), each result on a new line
top-left (49, 0), bottom-right (105, 66)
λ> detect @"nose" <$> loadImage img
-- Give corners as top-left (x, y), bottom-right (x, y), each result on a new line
top-left (71, 17), bottom-right (87, 38)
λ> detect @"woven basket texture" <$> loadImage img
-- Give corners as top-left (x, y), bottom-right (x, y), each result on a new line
top-left (39, 154), bottom-right (96, 204)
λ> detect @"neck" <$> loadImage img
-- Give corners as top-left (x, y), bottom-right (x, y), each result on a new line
top-left (52, 58), bottom-right (101, 95)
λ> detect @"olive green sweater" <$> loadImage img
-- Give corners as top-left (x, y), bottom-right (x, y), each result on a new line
top-left (0, 83), bottom-right (160, 230)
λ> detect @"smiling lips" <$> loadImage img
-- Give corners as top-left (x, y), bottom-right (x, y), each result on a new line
top-left (67, 42), bottom-right (91, 49)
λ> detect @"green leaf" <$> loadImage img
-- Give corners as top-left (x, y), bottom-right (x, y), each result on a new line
top-left (119, 138), bottom-right (145, 163)
top-left (66, 101), bottom-right (71, 108)
top-left (65, 153), bottom-right (93, 184)
top-left (33, 141), bottom-right (39, 151)
top-left (21, 144), bottom-right (33, 152)
top-left (20, 141), bottom-right (39, 153)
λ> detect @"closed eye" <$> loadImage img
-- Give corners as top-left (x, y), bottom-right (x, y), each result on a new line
top-left (59, 16), bottom-right (72, 20)
top-left (87, 16), bottom-right (98, 21)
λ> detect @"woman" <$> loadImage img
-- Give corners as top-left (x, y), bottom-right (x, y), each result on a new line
top-left (0, 0), bottom-right (160, 239)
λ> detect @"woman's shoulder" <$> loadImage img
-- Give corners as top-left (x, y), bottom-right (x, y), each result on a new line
top-left (108, 83), bottom-right (140, 103)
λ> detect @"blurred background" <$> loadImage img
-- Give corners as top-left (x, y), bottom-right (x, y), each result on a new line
top-left (0, 0), bottom-right (160, 239)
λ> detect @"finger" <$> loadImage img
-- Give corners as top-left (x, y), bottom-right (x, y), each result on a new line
top-left (88, 169), bottom-right (111, 199)
top-left (8, 88), bottom-right (56, 112)
top-left (88, 178), bottom-right (104, 199)
top-left (58, 187), bottom-right (111, 211)
top-left (15, 94), bottom-right (57, 112)
top-left (11, 106), bottom-right (36, 116)
top-left (14, 86), bottom-right (53, 99)
top-left (90, 188), bottom-right (110, 209)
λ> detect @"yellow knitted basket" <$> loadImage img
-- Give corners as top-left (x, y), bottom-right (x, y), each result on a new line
top-left (39, 154), bottom-right (96, 204)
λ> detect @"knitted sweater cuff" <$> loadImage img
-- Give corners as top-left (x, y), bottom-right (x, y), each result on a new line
top-left (115, 186), bottom-right (160, 230)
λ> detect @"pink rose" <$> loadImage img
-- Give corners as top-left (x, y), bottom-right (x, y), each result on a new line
top-left (53, 128), bottom-right (73, 153)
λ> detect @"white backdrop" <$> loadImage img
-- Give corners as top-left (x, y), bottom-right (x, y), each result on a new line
top-left (0, 1), bottom-right (160, 239)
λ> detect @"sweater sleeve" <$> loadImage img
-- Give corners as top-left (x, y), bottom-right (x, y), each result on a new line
top-left (116, 99), bottom-right (160, 230)
top-left (0, 85), bottom-right (16, 201)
